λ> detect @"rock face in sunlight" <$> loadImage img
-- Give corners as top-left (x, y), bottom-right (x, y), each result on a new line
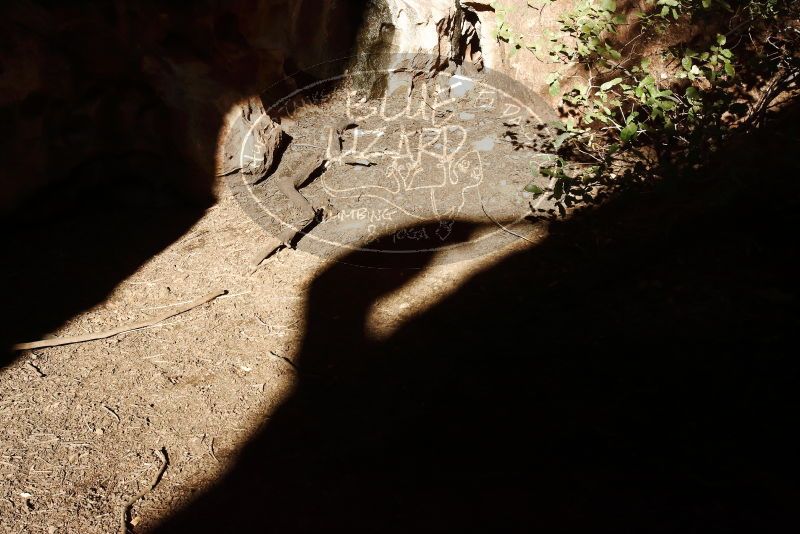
top-left (362, 0), bottom-right (570, 92)
top-left (344, 0), bottom-right (490, 96)
top-left (384, 0), bottom-right (460, 73)
top-left (368, 0), bottom-right (485, 77)
top-left (360, 0), bottom-right (575, 98)
top-left (455, 0), bottom-right (578, 96)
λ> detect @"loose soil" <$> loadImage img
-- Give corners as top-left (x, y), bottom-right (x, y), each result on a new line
top-left (0, 81), bottom-right (548, 533)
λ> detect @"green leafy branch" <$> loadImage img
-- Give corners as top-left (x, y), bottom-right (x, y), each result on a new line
top-left (492, 0), bottom-right (797, 215)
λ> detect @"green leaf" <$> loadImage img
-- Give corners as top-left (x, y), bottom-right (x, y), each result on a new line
top-left (553, 132), bottom-right (571, 149)
top-left (548, 80), bottom-right (561, 96)
top-left (600, 77), bottom-right (624, 91)
top-left (724, 62), bottom-right (735, 77)
top-left (620, 122), bottom-right (638, 142)
top-left (716, 33), bottom-right (726, 46)
top-left (681, 57), bottom-right (693, 71)
top-left (524, 183), bottom-right (544, 195)
top-left (601, 0), bottom-right (617, 11)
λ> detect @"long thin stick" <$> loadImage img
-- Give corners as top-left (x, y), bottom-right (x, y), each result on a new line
top-left (119, 448), bottom-right (169, 534)
top-left (480, 199), bottom-right (538, 245)
top-left (14, 289), bottom-right (227, 351)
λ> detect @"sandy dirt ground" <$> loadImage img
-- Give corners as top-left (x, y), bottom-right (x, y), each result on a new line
top-left (0, 79), bottom-right (550, 533)
top-left (2, 89), bottom-right (799, 534)
top-left (0, 191), bottom-right (540, 534)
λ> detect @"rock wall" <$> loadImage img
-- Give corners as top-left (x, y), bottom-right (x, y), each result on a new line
top-left (460, 0), bottom-right (575, 95)
top-left (0, 0), bottom-right (574, 213)
top-left (0, 0), bottom-right (368, 213)
top-left (360, 0), bottom-right (573, 96)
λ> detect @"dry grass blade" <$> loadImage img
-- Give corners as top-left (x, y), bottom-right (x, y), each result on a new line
top-left (480, 199), bottom-right (538, 245)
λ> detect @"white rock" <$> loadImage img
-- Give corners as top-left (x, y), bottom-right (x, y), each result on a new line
top-left (385, 0), bottom-right (457, 74)
top-left (472, 136), bottom-right (495, 152)
top-left (449, 74), bottom-right (475, 98)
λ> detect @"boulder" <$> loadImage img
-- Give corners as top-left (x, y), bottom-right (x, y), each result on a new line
top-left (217, 98), bottom-right (284, 183)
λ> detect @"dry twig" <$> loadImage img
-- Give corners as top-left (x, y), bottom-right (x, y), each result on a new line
top-left (119, 448), bottom-right (169, 534)
top-left (268, 350), bottom-right (299, 372)
top-left (14, 290), bottom-right (227, 351)
top-left (25, 361), bottom-right (46, 378)
top-left (103, 405), bottom-right (121, 424)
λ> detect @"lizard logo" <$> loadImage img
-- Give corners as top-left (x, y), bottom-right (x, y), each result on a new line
top-left (321, 124), bottom-right (483, 221)
top-left (227, 54), bottom-right (559, 267)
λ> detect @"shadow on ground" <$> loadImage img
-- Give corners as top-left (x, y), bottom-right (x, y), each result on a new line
top-left (156, 103), bottom-right (800, 532)
top-left (0, 0), bottom-right (369, 368)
